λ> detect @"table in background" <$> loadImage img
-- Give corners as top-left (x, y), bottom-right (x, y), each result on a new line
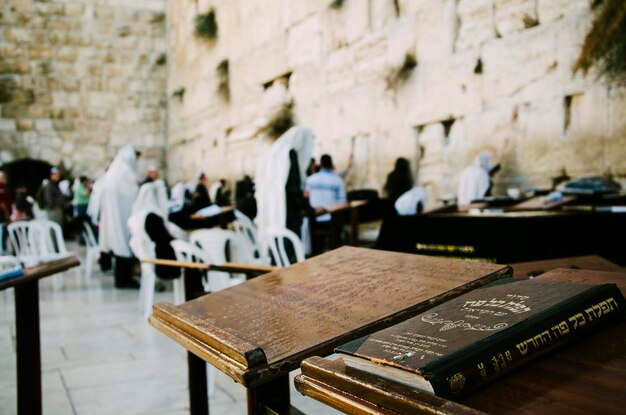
top-left (377, 209), bottom-right (626, 265)
top-left (295, 267), bottom-right (626, 415)
top-left (511, 254), bottom-right (625, 277)
top-left (149, 246), bottom-right (510, 414)
top-left (0, 256), bottom-right (80, 415)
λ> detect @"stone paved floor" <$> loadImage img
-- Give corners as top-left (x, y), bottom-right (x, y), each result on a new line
top-left (0, 242), bottom-right (340, 415)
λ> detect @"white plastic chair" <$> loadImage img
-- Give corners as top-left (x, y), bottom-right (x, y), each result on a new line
top-left (35, 219), bottom-right (80, 286)
top-left (7, 220), bottom-right (43, 267)
top-left (81, 221), bottom-right (99, 280)
top-left (170, 239), bottom-right (209, 299)
top-left (266, 227), bottom-right (305, 267)
top-left (35, 220), bottom-right (73, 261)
top-left (231, 210), bottom-right (268, 266)
top-left (190, 228), bottom-right (244, 291)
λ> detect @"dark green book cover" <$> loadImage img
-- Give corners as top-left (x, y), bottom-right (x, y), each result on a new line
top-left (336, 278), bottom-right (626, 398)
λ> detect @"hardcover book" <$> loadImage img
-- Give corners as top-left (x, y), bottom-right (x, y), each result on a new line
top-left (335, 278), bottom-right (626, 399)
top-left (0, 264), bottom-right (24, 281)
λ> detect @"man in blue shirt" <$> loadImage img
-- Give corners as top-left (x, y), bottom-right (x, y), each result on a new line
top-left (306, 154), bottom-right (347, 221)
top-left (305, 154), bottom-right (347, 254)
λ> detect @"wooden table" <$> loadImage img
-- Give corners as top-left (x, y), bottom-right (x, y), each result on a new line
top-left (511, 254), bottom-right (625, 277)
top-left (310, 200), bottom-right (368, 254)
top-left (0, 256), bottom-right (80, 415)
top-left (149, 246), bottom-right (510, 414)
top-left (294, 267), bottom-right (626, 415)
top-left (377, 209), bottom-right (626, 265)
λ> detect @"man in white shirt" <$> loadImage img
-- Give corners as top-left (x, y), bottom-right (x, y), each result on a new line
top-left (305, 154), bottom-right (347, 222)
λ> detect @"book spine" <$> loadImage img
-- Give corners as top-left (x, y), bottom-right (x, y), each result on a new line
top-left (428, 286), bottom-right (626, 398)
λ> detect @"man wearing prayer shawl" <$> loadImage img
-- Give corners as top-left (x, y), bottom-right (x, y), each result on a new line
top-left (130, 178), bottom-right (187, 273)
top-left (255, 126), bottom-right (314, 255)
top-left (457, 151), bottom-right (498, 206)
top-left (91, 145), bottom-right (140, 288)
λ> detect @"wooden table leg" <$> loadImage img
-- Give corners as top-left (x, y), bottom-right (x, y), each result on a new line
top-left (184, 269), bottom-right (209, 415)
top-left (350, 206), bottom-right (359, 246)
top-left (188, 352), bottom-right (209, 415)
top-left (14, 280), bottom-right (42, 415)
top-left (247, 374), bottom-right (295, 415)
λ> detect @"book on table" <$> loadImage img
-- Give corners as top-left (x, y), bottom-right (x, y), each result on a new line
top-left (333, 277), bottom-right (626, 399)
top-left (0, 263), bottom-right (24, 281)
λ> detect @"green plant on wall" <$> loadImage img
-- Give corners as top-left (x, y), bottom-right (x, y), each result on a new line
top-left (574, 0), bottom-right (626, 82)
top-left (329, 0), bottom-right (345, 10)
top-left (386, 52), bottom-right (417, 90)
top-left (195, 9), bottom-right (218, 39)
top-left (172, 87), bottom-right (185, 100)
top-left (216, 59), bottom-right (230, 101)
top-left (267, 103), bottom-right (295, 139)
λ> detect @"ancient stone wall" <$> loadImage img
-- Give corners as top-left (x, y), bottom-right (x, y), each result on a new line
top-left (0, 0), bottom-right (167, 178)
top-left (167, 0), bottom-right (626, 205)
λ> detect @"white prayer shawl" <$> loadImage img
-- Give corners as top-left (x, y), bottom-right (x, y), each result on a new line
top-left (209, 181), bottom-right (222, 202)
top-left (395, 186), bottom-right (428, 216)
top-left (254, 126), bottom-right (314, 247)
top-left (128, 180), bottom-right (184, 260)
top-left (98, 145), bottom-right (139, 257)
top-left (457, 151), bottom-right (493, 206)
top-left (168, 181), bottom-right (186, 212)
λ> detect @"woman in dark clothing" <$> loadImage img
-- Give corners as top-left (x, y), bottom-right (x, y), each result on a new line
top-left (384, 157), bottom-right (413, 204)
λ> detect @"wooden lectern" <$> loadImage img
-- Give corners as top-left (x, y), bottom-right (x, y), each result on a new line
top-left (295, 267), bottom-right (626, 415)
top-left (149, 246), bottom-right (510, 414)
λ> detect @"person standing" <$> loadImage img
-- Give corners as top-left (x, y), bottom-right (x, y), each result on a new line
top-left (41, 167), bottom-right (66, 226)
top-left (190, 172), bottom-right (211, 212)
top-left (91, 145), bottom-right (140, 288)
top-left (384, 157), bottom-right (413, 205)
top-left (255, 126), bottom-right (314, 241)
top-left (305, 154), bottom-right (347, 253)
top-left (72, 176), bottom-right (91, 219)
top-left (305, 154), bottom-right (347, 222)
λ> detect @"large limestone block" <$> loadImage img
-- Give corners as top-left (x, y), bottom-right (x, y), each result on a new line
top-left (415, 0), bottom-right (456, 61)
top-left (239, 2), bottom-right (283, 47)
top-left (516, 98), bottom-right (566, 177)
top-left (326, 47), bottom-right (356, 93)
top-left (65, 4), bottom-right (84, 17)
top-left (287, 15), bottom-right (322, 69)
top-left (412, 50), bottom-right (481, 126)
top-left (285, 0), bottom-right (319, 26)
top-left (418, 122), bottom-right (452, 201)
top-left (494, 0), bottom-right (537, 36)
top-left (538, 0), bottom-right (589, 24)
top-left (323, 0), bottom-right (369, 51)
top-left (353, 33), bottom-right (389, 85)
top-left (481, 24), bottom-right (563, 104)
top-left (560, 87), bottom-right (609, 176)
top-left (290, 64), bottom-right (325, 106)
top-left (4, 27), bottom-right (31, 43)
top-left (462, 105), bottom-right (516, 166)
top-left (369, 0), bottom-right (401, 31)
top-left (456, 0), bottom-right (496, 51)
top-left (0, 119), bottom-right (17, 132)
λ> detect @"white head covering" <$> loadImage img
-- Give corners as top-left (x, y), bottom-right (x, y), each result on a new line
top-left (254, 126), bottom-right (314, 243)
top-left (128, 180), bottom-right (178, 260)
top-left (395, 186), bottom-right (428, 216)
top-left (457, 151), bottom-right (493, 206)
top-left (98, 145), bottom-right (139, 257)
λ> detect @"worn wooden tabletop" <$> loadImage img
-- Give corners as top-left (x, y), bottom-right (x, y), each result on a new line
top-left (149, 246), bottom-right (511, 388)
